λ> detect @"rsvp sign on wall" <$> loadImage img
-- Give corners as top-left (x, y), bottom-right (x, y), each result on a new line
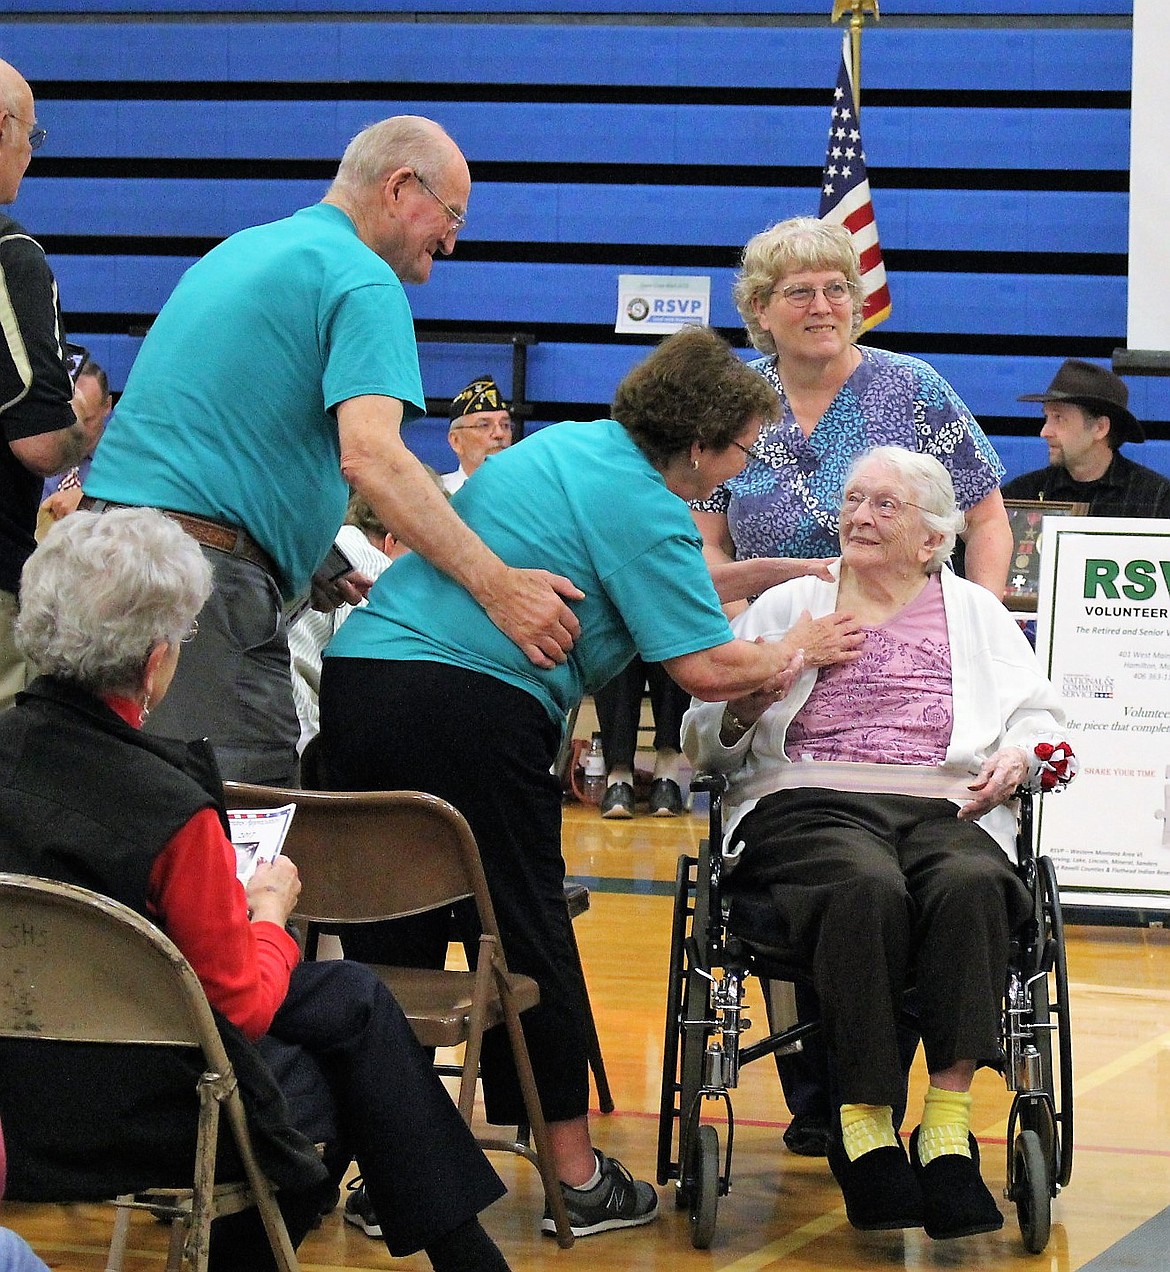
top-left (1035, 517), bottom-right (1170, 910)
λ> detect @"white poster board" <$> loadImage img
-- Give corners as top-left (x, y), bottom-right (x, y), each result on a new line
top-left (615, 274), bottom-right (710, 334)
top-left (1034, 516), bottom-right (1170, 915)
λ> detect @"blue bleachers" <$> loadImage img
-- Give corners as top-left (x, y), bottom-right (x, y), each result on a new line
top-left (43, 257), bottom-right (1127, 339)
top-left (2, 22), bottom-right (1133, 91)
top-left (3, 3), bottom-right (1160, 435)
top-left (21, 99), bottom-right (1130, 170)
top-left (0, 1), bottom-right (1138, 14)
top-left (13, 181), bottom-right (1131, 255)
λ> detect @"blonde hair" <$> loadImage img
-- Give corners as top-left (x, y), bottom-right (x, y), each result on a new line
top-left (733, 217), bottom-right (864, 355)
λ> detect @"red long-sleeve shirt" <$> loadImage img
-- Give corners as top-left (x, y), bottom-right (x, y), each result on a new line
top-left (103, 696), bottom-right (299, 1041)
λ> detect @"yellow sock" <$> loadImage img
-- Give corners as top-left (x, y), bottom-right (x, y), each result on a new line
top-left (917, 1086), bottom-right (972, 1165)
top-left (839, 1103), bottom-right (897, 1162)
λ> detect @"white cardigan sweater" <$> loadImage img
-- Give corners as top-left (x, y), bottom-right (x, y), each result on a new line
top-left (681, 566), bottom-right (1068, 860)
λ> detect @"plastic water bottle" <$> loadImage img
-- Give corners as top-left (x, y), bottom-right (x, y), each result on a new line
top-left (582, 733), bottom-right (606, 805)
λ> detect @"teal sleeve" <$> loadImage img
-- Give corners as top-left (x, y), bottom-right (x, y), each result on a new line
top-left (602, 532), bottom-right (733, 664)
top-left (321, 283), bottom-right (425, 422)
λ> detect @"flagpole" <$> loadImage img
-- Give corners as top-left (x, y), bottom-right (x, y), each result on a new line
top-left (830, 0), bottom-right (879, 115)
top-left (821, 0), bottom-right (890, 332)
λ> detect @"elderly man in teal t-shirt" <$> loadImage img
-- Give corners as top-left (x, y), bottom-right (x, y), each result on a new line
top-left (84, 115), bottom-right (581, 784)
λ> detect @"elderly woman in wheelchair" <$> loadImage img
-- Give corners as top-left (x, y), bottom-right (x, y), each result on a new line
top-left (682, 446), bottom-right (1074, 1241)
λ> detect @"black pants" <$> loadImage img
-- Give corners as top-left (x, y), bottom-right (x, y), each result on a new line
top-left (213, 960), bottom-right (504, 1266)
top-left (319, 658), bottom-right (591, 1126)
top-left (593, 656), bottom-right (689, 773)
top-left (732, 789), bottom-right (1031, 1108)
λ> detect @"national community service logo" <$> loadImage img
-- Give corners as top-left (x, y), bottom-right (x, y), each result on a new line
top-left (1062, 672), bottom-right (1114, 700)
top-left (626, 297), bottom-right (649, 322)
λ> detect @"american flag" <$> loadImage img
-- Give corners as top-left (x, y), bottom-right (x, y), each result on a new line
top-left (818, 33), bottom-right (891, 332)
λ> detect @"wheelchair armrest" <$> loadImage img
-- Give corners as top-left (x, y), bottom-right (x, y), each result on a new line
top-left (1014, 787), bottom-right (1036, 870)
top-left (691, 772), bottom-right (728, 859)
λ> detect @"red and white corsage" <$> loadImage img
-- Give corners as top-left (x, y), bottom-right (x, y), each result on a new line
top-left (1029, 740), bottom-right (1077, 793)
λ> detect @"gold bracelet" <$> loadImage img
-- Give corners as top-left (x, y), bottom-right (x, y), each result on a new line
top-left (722, 704), bottom-right (753, 738)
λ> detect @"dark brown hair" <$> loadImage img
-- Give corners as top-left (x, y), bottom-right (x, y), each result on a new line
top-left (612, 325), bottom-right (778, 469)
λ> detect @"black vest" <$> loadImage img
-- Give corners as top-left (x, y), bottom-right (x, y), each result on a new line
top-left (0, 675), bottom-right (227, 900)
top-left (0, 678), bottom-right (323, 1201)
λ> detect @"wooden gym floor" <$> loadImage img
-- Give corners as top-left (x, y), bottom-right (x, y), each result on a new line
top-left (6, 799), bottom-right (1170, 1271)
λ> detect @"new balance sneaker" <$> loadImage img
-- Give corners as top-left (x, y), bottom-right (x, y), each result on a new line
top-left (540, 1152), bottom-right (659, 1238)
top-left (343, 1178), bottom-right (382, 1239)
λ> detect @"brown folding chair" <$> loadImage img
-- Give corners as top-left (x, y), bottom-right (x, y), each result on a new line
top-left (0, 873), bottom-right (299, 1272)
top-left (301, 731), bottom-right (613, 1115)
top-left (223, 783), bottom-right (576, 1247)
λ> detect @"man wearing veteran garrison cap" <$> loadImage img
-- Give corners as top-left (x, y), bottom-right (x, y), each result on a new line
top-left (1002, 358), bottom-right (1170, 518)
top-left (441, 375), bottom-right (513, 493)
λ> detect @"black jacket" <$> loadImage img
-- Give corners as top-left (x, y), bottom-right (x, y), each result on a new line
top-left (0, 216), bottom-right (77, 592)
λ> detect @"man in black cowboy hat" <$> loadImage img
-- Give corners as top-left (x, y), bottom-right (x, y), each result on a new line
top-left (1002, 358), bottom-right (1170, 517)
top-left (441, 375), bottom-right (513, 493)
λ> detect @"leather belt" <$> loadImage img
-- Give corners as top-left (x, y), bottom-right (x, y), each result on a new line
top-left (78, 497), bottom-right (278, 579)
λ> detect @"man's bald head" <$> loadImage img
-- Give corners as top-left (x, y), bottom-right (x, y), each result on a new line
top-left (323, 115), bottom-right (470, 285)
top-left (329, 115), bottom-right (463, 200)
top-left (0, 58), bottom-right (37, 205)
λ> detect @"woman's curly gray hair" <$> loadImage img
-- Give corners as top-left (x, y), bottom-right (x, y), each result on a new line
top-left (733, 216), bottom-right (864, 355)
top-left (16, 508), bottom-right (213, 696)
top-left (845, 446), bottom-right (967, 573)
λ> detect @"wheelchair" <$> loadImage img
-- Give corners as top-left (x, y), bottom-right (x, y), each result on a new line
top-left (657, 774), bottom-right (1073, 1252)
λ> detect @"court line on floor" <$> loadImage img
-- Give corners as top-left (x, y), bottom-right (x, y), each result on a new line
top-left (707, 1027), bottom-right (1170, 1272)
top-left (715, 1211), bottom-right (849, 1271)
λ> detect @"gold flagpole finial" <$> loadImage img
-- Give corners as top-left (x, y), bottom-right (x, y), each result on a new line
top-left (830, 0), bottom-right (879, 21)
top-left (830, 1), bottom-right (879, 115)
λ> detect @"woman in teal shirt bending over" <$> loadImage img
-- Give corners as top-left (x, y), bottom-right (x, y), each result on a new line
top-left (318, 326), bottom-right (863, 1240)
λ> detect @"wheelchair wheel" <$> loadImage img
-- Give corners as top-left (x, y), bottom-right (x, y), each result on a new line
top-left (687, 1123), bottom-right (720, 1250)
top-left (1013, 1128), bottom-right (1051, 1254)
top-left (1033, 854), bottom-right (1074, 1188)
top-left (659, 851), bottom-right (718, 1201)
top-left (677, 844), bottom-right (718, 1148)
top-left (659, 854), bottom-right (694, 1190)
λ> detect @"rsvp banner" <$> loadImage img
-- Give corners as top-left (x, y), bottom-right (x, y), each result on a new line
top-left (615, 274), bottom-right (710, 334)
top-left (1035, 516), bottom-right (1170, 908)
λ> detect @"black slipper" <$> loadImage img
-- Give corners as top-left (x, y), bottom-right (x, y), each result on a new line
top-left (910, 1127), bottom-right (1004, 1240)
top-left (827, 1135), bottom-right (923, 1231)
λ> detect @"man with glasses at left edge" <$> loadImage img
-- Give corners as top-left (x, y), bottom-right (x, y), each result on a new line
top-left (81, 114), bottom-right (583, 786)
top-left (0, 58), bottom-right (106, 713)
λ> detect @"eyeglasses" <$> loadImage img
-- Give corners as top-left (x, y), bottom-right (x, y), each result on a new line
top-left (180, 619), bottom-right (199, 644)
top-left (731, 439), bottom-right (765, 464)
top-left (4, 110), bottom-right (46, 152)
top-left (412, 171), bottom-right (466, 232)
top-left (452, 417), bottom-right (511, 433)
top-left (777, 281), bottom-right (853, 309)
top-left (841, 490), bottom-right (929, 520)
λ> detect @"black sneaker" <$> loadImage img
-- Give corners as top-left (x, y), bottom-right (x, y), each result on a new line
top-left (783, 1111), bottom-right (831, 1157)
top-left (343, 1178), bottom-right (382, 1239)
top-left (540, 1152), bottom-right (659, 1238)
top-left (648, 778), bottom-right (684, 817)
top-left (599, 782), bottom-right (635, 820)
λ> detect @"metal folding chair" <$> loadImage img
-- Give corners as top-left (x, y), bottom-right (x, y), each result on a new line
top-left (0, 873), bottom-right (299, 1272)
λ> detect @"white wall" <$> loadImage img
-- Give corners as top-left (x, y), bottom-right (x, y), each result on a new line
top-left (1127, 0), bottom-right (1170, 351)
